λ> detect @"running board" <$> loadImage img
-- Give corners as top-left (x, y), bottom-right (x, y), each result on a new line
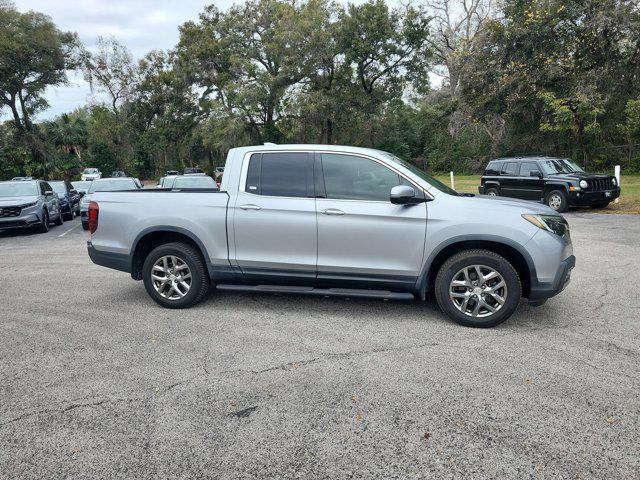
top-left (215, 284), bottom-right (414, 300)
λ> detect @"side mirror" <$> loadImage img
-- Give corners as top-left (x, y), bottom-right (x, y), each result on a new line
top-left (530, 171), bottom-right (542, 178)
top-left (390, 185), bottom-right (425, 205)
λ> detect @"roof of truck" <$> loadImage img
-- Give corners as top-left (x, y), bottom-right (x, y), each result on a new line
top-left (229, 144), bottom-right (386, 157)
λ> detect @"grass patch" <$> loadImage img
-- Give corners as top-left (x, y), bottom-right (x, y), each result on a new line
top-left (433, 174), bottom-right (640, 214)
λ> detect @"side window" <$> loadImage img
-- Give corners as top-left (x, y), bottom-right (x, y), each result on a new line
top-left (245, 152), bottom-right (311, 198)
top-left (519, 162), bottom-right (541, 177)
top-left (501, 162), bottom-right (518, 176)
top-left (39, 182), bottom-right (47, 195)
top-left (485, 161), bottom-right (502, 175)
top-left (41, 182), bottom-right (52, 194)
top-left (321, 153), bottom-right (401, 201)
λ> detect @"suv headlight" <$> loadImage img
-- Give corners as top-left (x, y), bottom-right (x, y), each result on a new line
top-left (21, 201), bottom-right (37, 208)
top-left (579, 180), bottom-right (588, 189)
top-left (523, 214), bottom-right (570, 238)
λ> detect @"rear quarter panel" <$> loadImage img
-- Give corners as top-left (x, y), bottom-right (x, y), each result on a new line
top-left (90, 191), bottom-right (229, 267)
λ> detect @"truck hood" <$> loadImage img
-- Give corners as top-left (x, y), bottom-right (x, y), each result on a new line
top-left (0, 196), bottom-right (38, 207)
top-left (546, 172), bottom-right (613, 182)
top-left (472, 194), bottom-right (557, 215)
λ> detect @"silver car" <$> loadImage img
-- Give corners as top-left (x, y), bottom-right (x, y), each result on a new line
top-left (80, 177), bottom-right (142, 230)
top-left (0, 180), bottom-right (64, 233)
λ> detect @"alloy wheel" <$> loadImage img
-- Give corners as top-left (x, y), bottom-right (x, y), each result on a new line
top-left (449, 265), bottom-right (507, 318)
top-left (548, 194), bottom-right (562, 210)
top-left (151, 255), bottom-right (192, 300)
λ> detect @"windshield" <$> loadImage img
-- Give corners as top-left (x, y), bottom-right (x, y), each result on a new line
top-left (0, 182), bottom-right (38, 197)
top-left (172, 176), bottom-right (217, 189)
top-left (379, 152), bottom-right (459, 195)
top-left (539, 158), bottom-right (584, 175)
top-left (88, 179), bottom-right (135, 193)
top-left (83, 168), bottom-right (98, 174)
top-left (48, 181), bottom-right (67, 194)
top-left (72, 181), bottom-right (91, 191)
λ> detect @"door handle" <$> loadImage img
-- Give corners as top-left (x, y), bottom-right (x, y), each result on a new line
top-left (320, 208), bottom-right (345, 216)
top-left (239, 204), bottom-right (262, 211)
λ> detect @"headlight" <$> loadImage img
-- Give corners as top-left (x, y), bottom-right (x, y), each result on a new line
top-left (579, 180), bottom-right (588, 189)
top-left (523, 214), bottom-right (570, 238)
top-left (21, 201), bottom-right (37, 208)
top-left (612, 177), bottom-right (617, 186)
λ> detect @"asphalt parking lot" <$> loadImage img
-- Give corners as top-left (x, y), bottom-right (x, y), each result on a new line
top-left (1, 213), bottom-right (639, 479)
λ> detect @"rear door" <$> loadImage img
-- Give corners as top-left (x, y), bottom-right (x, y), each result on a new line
top-left (315, 152), bottom-right (427, 289)
top-left (499, 162), bottom-right (520, 198)
top-left (517, 161), bottom-right (545, 200)
top-left (232, 151), bottom-right (317, 285)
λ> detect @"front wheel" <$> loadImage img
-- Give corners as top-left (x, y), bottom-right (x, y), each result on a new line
top-left (54, 210), bottom-right (64, 226)
top-left (545, 190), bottom-right (568, 212)
top-left (35, 210), bottom-right (50, 233)
top-left (142, 242), bottom-right (210, 309)
top-left (434, 249), bottom-right (522, 328)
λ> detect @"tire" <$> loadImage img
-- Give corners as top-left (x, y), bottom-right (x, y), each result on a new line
top-left (485, 187), bottom-right (500, 197)
top-left (142, 242), bottom-right (210, 309)
top-left (434, 249), bottom-right (522, 328)
top-left (545, 190), bottom-right (568, 212)
top-left (35, 210), bottom-right (50, 233)
top-left (590, 202), bottom-right (610, 209)
top-left (63, 206), bottom-right (74, 221)
top-left (81, 221), bottom-right (89, 231)
top-left (54, 209), bottom-right (64, 226)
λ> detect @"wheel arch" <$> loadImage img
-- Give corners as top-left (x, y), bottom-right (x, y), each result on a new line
top-left (543, 183), bottom-right (569, 197)
top-left (130, 226), bottom-right (213, 280)
top-left (416, 236), bottom-right (536, 300)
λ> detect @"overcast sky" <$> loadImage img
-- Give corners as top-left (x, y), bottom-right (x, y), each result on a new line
top-left (10, 0), bottom-right (237, 120)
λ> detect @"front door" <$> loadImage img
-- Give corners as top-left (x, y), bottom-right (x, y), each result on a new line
top-left (315, 153), bottom-right (427, 290)
top-left (232, 151), bottom-right (317, 285)
top-left (517, 161), bottom-right (545, 201)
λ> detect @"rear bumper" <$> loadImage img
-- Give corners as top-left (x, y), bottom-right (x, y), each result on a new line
top-left (529, 255), bottom-right (575, 302)
top-left (568, 188), bottom-right (620, 206)
top-left (87, 241), bottom-right (131, 273)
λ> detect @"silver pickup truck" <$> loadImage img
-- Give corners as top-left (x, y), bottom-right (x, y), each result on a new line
top-left (87, 144), bottom-right (575, 327)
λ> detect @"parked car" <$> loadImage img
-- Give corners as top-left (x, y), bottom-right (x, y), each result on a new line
top-left (48, 181), bottom-right (80, 221)
top-left (111, 170), bottom-right (127, 177)
top-left (171, 175), bottom-right (217, 189)
top-left (80, 177), bottom-right (141, 230)
top-left (166, 170), bottom-right (180, 176)
top-left (478, 157), bottom-right (621, 212)
top-left (156, 175), bottom-right (178, 189)
top-left (184, 167), bottom-right (204, 175)
top-left (11, 176), bottom-right (34, 181)
top-left (0, 179), bottom-right (63, 233)
top-left (86, 145), bottom-right (575, 328)
top-left (81, 168), bottom-right (102, 181)
top-left (71, 181), bottom-right (91, 197)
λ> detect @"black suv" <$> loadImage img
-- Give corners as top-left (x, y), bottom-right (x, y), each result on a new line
top-left (478, 156), bottom-right (620, 212)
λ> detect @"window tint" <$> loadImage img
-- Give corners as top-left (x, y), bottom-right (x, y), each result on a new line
top-left (519, 162), bottom-right (541, 177)
top-left (247, 152), bottom-right (311, 197)
top-left (485, 161), bottom-right (503, 175)
top-left (321, 153), bottom-right (401, 201)
top-left (39, 182), bottom-right (47, 195)
top-left (501, 162), bottom-right (518, 176)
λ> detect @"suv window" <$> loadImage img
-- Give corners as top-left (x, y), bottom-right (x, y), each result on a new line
top-left (245, 152), bottom-right (311, 198)
top-left (321, 153), bottom-right (401, 201)
top-left (484, 161), bottom-right (503, 176)
top-left (519, 161), bottom-right (541, 177)
top-left (501, 162), bottom-right (518, 176)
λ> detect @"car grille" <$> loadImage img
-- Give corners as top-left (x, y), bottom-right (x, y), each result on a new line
top-left (589, 178), bottom-right (614, 191)
top-left (0, 206), bottom-right (22, 217)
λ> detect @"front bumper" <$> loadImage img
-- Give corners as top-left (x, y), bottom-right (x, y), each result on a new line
top-left (568, 187), bottom-right (620, 206)
top-left (0, 214), bottom-right (40, 230)
top-left (529, 255), bottom-right (575, 302)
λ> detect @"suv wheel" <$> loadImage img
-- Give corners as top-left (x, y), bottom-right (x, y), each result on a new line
top-left (36, 210), bottom-right (50, 233)
top-left (63, 206), bottom-right (74, 221)
top-left (54, 209), bottom-right (64, 226)
top-left (142, 242), bottom-right (210, 309)
top-left (545, 190), bottom-right (568, 212)
top-left (485, 188), bottom-right (499, 197)
top-left (434, 249), bottom-right (521, 328)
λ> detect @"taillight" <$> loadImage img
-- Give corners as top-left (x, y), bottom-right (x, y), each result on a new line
top-left (88, 201), bottom-right (99, 233)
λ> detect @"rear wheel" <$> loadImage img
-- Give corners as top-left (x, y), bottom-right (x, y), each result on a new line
top-left (35, 210), bottom-right (49, 233)
top-left (435, 249), bottom-right (521, 328)
top-left (142, 242), bottom-right (210, 309)
top-left (485, 187), bottom-right (499, 197)
top-left (545, 190), bottom-right (568, 212)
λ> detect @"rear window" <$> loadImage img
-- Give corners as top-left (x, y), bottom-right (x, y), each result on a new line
top-left (484, 161), bottom-right (503, 175)
top-left (88, 179), bottom-right (136, 193)
top-left (519, 162), bottom-right (541, 177)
